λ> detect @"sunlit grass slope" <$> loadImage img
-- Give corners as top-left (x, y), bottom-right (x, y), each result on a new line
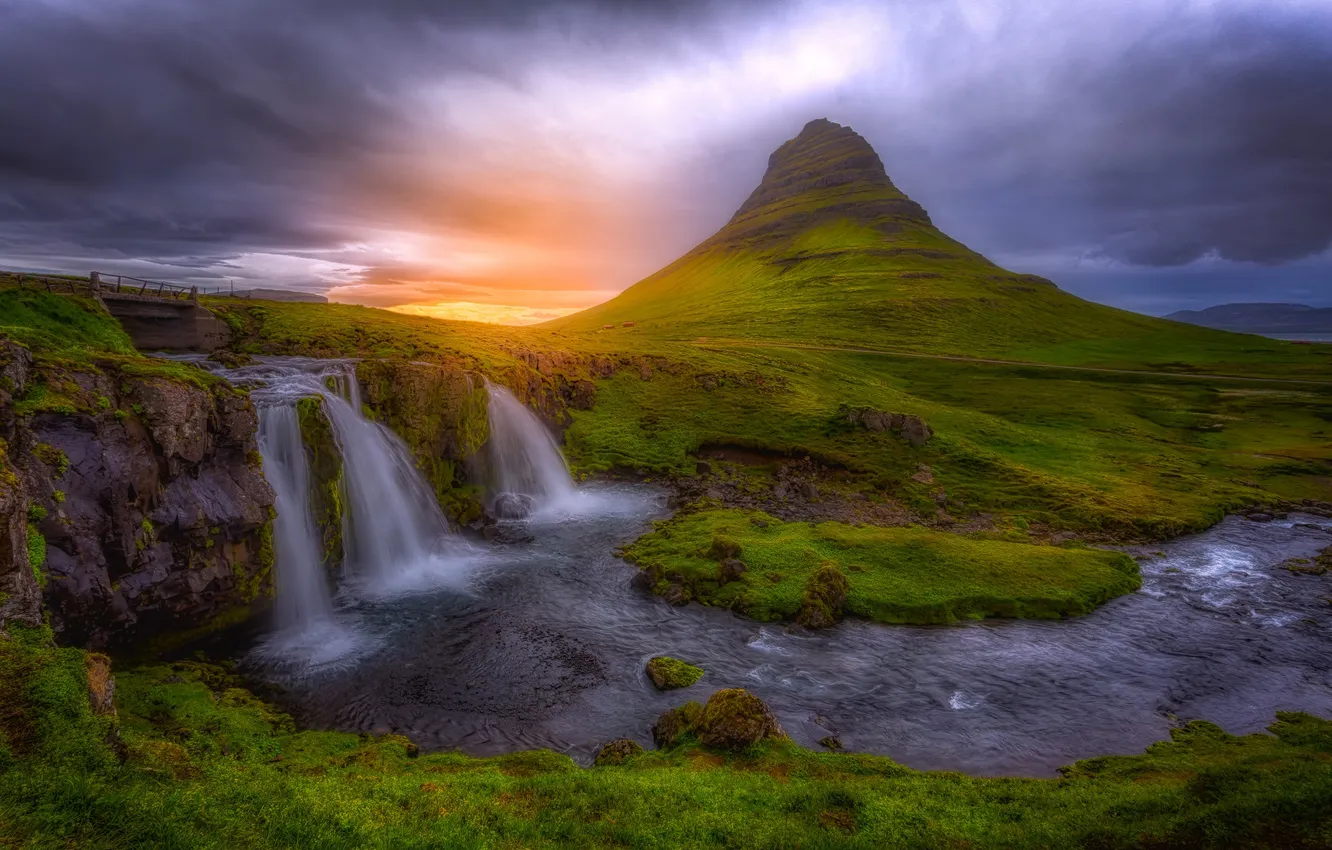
top-left (3, 629), bottom-right (1331, 849)
top-left (547, 120), bottom-right (1330, 378)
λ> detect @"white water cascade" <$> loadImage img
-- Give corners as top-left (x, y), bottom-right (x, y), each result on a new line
top-left (257, 403), bottom-right (335, 630)
top-left (483, 383), bottom-right (578, 517)
top-left (229, 359), bottom-right (460, 635)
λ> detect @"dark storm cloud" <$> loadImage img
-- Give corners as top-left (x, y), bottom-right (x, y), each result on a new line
top-left (865, 4), bottom-right (1332, 277)
top-left (0, 0), bottom-right (752, 271)
top-left (2, 0), bottom-right (1331, 310)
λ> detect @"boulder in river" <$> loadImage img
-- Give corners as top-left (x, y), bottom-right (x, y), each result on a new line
top-left (645, 656), bottom-right (704, 690)
top-left (491, 492), bottom-right (535, 519)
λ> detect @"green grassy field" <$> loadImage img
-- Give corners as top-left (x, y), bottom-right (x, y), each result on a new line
top-left (2, 629), bottom-right (1331, 849)
top-left (624, 508), bottom-right (1142, 624)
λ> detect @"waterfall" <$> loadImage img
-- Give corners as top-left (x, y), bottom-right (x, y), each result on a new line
top-left (483, 383), bottom-right (577, 517)
top-left (257, 404), bottom-right (334, 630)
top-left (319, 391), bottom-right (452, 579)
top-left (213, 358), bottom-right (459, 633)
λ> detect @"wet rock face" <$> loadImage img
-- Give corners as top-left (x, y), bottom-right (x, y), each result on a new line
top-left (491, 492), bottom-right (535, 520)
top-left (356, 359), bottom-right (489, 521)
top-left (4, 346), bottom-right (276, 648)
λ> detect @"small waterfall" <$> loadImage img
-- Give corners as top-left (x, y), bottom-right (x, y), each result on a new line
top-left (257, 404), bottom-right (334, 629)
top-left (213, 358), bottom-right (459, 634)
top-left (319, 392), bottom-right (452, 579)
top-left (483, 383), bottom-right (577, 517)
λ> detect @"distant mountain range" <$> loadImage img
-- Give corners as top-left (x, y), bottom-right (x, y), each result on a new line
top-left (1165, 303), bottom-right (1332, 335)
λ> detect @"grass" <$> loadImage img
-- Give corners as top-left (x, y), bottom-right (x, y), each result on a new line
top-left (1, 630), bottom-right (1330, 849)
top-left (144, 293), bottom-right (1332, 539)
top-left (0, 287), bottom-right (229, 417)
top-left (625, 509), bottom-right (1141, 624)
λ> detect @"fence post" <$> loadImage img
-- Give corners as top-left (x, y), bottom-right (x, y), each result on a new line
top-left (190, 285), bottom-right (199, 303)
top-left (89, 271), bottom-right (101, 294)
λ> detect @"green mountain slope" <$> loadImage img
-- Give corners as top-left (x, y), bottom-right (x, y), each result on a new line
top-left (549, 120), bottom-right (1324, 375)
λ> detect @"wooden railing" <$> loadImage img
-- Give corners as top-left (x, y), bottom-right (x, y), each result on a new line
top-left (4, 270), bottom-right (198, 301)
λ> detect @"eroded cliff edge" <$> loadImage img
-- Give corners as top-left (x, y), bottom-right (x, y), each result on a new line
top-left (0, 293), bottom-right (275, 648)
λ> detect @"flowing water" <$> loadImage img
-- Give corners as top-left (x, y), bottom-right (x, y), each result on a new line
top-left (206, 357), bottom-right (1332, 777)
top-left (220, 358), bottom-right (468, 668)
top-left (256, 404), bottom-right (335, 630)
top-left (481, 383), bottom-right (578, 517)
top-left (255, 489), bottom-right (1332, 777)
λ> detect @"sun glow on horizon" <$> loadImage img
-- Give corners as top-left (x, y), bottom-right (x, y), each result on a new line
top-left (386, 301), bottom-right (594, 326)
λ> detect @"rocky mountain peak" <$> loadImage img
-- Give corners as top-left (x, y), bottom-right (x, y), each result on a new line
top-left (706, 119), bottom-right (933, 250)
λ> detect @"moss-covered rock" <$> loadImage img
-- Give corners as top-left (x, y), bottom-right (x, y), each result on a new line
top-left (652, 701), bottom-right (704, 749)
top-left (645, 656), bottom-right (704, 690)
top-left (296, 396), bottom-right (344, 571)
top-left (796, 562), bottom-right (850, 628)
top-left (593, 739), bottom-right (644, 766)
top-left (356, 360), bottom-right (489, 524)
top-left (696, 688), bottom-right (785, 751)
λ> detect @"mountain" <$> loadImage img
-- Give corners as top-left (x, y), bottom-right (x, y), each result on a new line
top-left (548, 119), bottom-right (1224, 361)
top-left (1166, 303), bottom-right (1332, 336)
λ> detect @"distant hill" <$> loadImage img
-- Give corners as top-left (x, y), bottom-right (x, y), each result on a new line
top-left (231, 288), bottom-right (327, 303)
top-left (546, 119), bottom-right (1273, 365)
top-left (1165, 303), bottom-right (1332, 335)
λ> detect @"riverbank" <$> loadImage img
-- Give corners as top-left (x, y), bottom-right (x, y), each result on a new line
top-left (3, 628), bottom-right (1331, 849)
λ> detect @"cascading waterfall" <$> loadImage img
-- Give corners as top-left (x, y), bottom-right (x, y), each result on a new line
top-left (257, 404), bottom-right (334, 630)
top-left (318, 391), bottom-right (453, 579)
top-left (483, 383), bottom-right (578, 517)
top-left (218, 358), bottom-right (459, 634)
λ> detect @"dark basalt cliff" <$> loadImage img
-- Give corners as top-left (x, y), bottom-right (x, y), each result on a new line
top-left (0, 338), bottom-right (275, 648)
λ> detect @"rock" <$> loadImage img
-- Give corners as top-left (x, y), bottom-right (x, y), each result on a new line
top-left (646, 656), bottom-right (705, 690)
top-left (719, 558), bottom-right (747, 584)
top-left (1247, 513), bottom-right (1274, 523)
top-left (663, 581), bottom-right (689, 606)
top-left (773, 482), bottom-right (789, 500)
top-left (491, 492), bottom-right (535, 519)
top-left (85, 652), bottom-right (116, 716)
top-left (709, 535), bottom-right (742, 561)
top-left (695, 460), bottom-right (713, 476)
top-left (652, 702), bottom-right (704, 748)
top-left (594, 739), bottom-right (644, 766)
top-left (797, 481), bottom-right (819, 500)
top-left (899, 415), bottom-right (933, 447)
top-left (796, 563), bottom-right (850, 628)
top-left (819, 735), bottom-right (843, 750)
top-left (206, 350), bottom-right (254, 369)
top-left (481, 525), bottom-right (500, 542)
top-left (696, 688), bottom-right (785, 750)
top-left (911, 469), bottom-right (935, 484)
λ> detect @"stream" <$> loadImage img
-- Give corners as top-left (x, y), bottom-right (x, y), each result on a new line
top-left (246, 484), bottom-right (1332, 777)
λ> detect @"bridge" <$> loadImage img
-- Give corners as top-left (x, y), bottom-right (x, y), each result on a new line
top-left (6, 271), bottom-right (231, 352)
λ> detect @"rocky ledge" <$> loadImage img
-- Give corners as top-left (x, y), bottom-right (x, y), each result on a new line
top-left (0, 339), bottom-right (274, 647)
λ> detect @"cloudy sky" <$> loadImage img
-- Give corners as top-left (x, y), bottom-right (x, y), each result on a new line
top-left (2, 0), bottom-right (1329, 323)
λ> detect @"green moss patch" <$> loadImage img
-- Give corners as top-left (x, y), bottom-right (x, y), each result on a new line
top-left (645, 656), bottom-right (704, 690)
top-left (625, 509), bottom-right (1141, 625)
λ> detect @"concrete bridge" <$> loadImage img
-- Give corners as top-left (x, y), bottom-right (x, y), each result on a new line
top-left (7, 271), bottom-right (231, 352)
